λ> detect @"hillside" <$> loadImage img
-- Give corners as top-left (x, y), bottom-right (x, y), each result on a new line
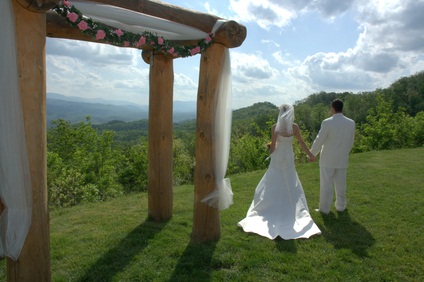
top-left (48, 70), bottom-right (424, 145)
top-left (92, 101), bottom-right (278, 144)
top-left (47, 93), bottom-right (196, 125)
top-left (47, 92), bottom-right (277, 129)
top-left (47, 98), bottom-right (149, 125)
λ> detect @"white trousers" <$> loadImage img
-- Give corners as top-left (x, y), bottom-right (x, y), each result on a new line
top-left (319, 167), bottom-right (347, 214)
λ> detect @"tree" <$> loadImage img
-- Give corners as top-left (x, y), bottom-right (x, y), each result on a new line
top-left (360, 93), bottom-right (417, 151)
top-left (117, 141), bottom-right (149, 193)
top-left (172, 138), bottom-right (195, 185)
top-left (412, 111), bottom-right (424, 147)
top-left (361, 94), bottom-right (396, 150)
top-left (47, 117), bottom-right (123, 206)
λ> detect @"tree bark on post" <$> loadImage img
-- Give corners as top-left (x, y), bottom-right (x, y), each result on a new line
top-left (7, 1), bottom-right (51, 281)
top-left (192, 43), bottom-right (226, 241)
top-left (147, 53), bottom-right (174, 221)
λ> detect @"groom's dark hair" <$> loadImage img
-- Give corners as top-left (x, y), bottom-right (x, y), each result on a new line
top-left (332, 99), bottom-right (343, 113)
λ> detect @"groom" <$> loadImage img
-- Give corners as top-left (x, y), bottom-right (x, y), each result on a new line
top-left (310, 99), bottom-right (355, 214)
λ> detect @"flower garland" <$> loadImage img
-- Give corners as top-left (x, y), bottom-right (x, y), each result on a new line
top-left (53, 0), bottom-right (214, 57)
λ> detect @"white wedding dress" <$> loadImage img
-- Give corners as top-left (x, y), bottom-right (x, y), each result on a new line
top-left (238, 135), bottom-right (321, 240)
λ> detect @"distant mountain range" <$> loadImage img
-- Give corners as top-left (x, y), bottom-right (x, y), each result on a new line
top-left (47, 93), bottom-right (196, 125)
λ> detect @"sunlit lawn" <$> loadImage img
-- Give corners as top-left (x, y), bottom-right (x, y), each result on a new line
top-left (1, 148), bottom-right (423, 281)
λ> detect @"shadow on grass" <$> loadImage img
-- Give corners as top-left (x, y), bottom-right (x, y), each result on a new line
top-left (79, 218), bottom-right (168, 281)
top-left (320, 209), bottom-right (375, 257)
top-left (274, 237), bottom-right (298, 253)
top-left (169, 240), bottom-right (217, 281)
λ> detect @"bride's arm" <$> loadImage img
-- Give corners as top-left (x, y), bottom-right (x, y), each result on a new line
top-left (293, 124), bottom-right (315, 161)
top-left (269, 124), bottom-right (277, 154)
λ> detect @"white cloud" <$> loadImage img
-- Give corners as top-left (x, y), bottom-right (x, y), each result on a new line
top-left (173, 72), bottom-right (198, 101)
top-left (231, 51), bottom-right (280, 82)
top-left (308, 0), bottom-right (357, 18)
top-left (230, 0), bottom-right (295, 29)
top-left (272, 51), bottom-right (293, 66)
top-left (229, 51), bottom-right (312, 107)
top-left (44, 0), bottom-right (424, 110)
top-left (264, 0), bottom-right (424, 96)
top-left (229, 0), bottom-right (358, 29)
top-left (46, 38), bottom-right (151, 104)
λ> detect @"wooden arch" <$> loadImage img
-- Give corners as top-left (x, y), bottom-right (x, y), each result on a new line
top-left (4, 0), bottom-right (246, 280)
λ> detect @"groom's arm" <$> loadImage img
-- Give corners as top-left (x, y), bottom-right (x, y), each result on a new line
top-left (347, 119), bottom-right (356, 152)
top-left (310, 120), bottom-right (329, 156)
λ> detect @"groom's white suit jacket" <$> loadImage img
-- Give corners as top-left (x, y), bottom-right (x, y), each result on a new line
top-left (311, 113), bottom-right (355, 169)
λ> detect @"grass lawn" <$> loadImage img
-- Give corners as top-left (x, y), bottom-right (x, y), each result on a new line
top-left (1, 148), bottom-right (423, 281)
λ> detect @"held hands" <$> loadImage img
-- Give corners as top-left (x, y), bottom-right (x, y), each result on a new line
top-left (307, 153), bottom-right (316, 162)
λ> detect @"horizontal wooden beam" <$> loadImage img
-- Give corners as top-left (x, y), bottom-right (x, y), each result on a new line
top-left (46, 0), bottom-right (246, 50)
top-left (14, 0), bottom-right (58, 12)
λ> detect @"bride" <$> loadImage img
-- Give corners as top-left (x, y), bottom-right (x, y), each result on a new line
top-left (237, 104), bottom-right (321, 240)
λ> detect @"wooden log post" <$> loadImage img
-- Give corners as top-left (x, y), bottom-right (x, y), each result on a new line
top-left (7, 1), bottom-right (51, 281)
top-left (147, 53), bottom-right (174, 221)
top-left (192, 43), bottom-right (226, 242)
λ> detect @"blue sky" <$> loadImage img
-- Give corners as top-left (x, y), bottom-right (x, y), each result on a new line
top-left (46, 0), bottom-right (424, 109)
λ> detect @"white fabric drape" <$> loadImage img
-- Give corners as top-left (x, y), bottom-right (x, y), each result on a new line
top-left (201, 47), bottom-right (234, 210)
top-left (200, 21), bottom-right (233, 210)
top-left (72, 0), bottom-right (209, 40)
top-left (0, 0), bottom-right (33, 261)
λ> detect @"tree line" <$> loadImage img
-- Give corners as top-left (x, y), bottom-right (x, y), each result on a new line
top-left (47, 71), bottom-right (424, 207)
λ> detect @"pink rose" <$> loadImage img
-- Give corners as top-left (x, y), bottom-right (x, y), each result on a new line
top-left (77, 20), bottom-right (88, 31)
top-left (189, 46), bottom-right (201, 56)
top-left (96, 30), bottom-right (106, 40)
top-left (124, 41), bottom-right (130, 47)
top-left (63, 0), bottom-right (70, 7)
top-left (136, 36), bottom-right (146, 47)
top-left (158, 37), bottom-right (164, 45)
top-left (114, 29), bottom-right (124, 37)
top-left (67, 12), bottom-right (78, 23)
top-left (205, 36), bottom-right (212, 43)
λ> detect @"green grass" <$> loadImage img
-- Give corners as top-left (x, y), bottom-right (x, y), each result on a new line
top-left (1, 148), bottom-right (423, 281)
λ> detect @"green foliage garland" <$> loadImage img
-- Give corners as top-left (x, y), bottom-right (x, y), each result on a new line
top-left (53, 0), bottom-right (215, 57)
